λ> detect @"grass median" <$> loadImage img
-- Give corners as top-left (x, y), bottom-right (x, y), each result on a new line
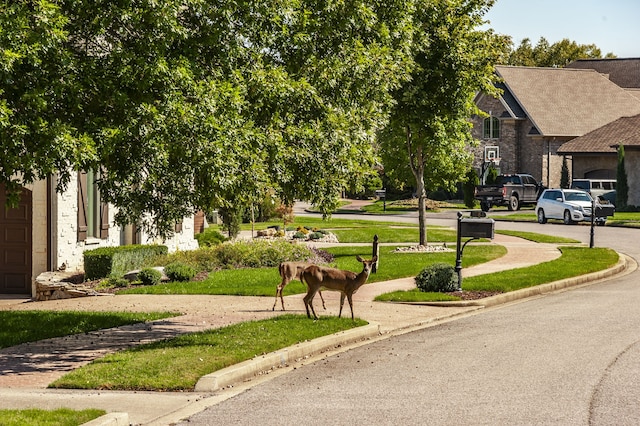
top-left (0, 408), bottom-right (106, 426)
top-left (49, 315), bottom-right (367, 391)
top-left (375, 246), bottom-right (619, 302)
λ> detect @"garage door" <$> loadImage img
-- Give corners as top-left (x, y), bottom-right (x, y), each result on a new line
top-left (0, 186), bottom-right (32, 294)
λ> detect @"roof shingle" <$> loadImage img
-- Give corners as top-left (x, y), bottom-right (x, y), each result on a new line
top-left (558, 113), bottom-right (640, 154)
top-left (496, 66), bottom-right (640, 137)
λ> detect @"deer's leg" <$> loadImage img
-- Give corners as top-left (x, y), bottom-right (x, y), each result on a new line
top-left (303, 288), bottom-right (319, 319)
top-left (273, 278), bottom-right (288, 311)
top-left (347, 293), bottom-right (355, 320)
top-left (319, 290), bottom-right (326, 310)
top-left (338, 293), bottom-right (346, 318)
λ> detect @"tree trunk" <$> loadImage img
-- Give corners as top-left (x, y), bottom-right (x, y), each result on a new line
top-left (416, 165), bottom-right (427, 246)
top-left (406, 125), bottom-right (428, 246)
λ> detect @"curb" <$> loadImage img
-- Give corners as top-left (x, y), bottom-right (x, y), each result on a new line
top-left (408, 252), bottom-right (633, 308)
top-left (194, 322), bottom-right (381, 392)
top-left (82, 412), bottom-right (128, 426)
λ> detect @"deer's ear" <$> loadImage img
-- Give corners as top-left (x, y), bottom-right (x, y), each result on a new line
top-left (371, 256), bottom-right (378, 262)
top-left (356, 255), bottom-right (364, 262)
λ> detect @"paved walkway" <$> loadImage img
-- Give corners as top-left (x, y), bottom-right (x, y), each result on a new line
top-left (0, 233), bottom-right (627, 425)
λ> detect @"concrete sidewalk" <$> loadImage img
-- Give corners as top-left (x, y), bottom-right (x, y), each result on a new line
top-left (0, 234), bottom-right (631, 425)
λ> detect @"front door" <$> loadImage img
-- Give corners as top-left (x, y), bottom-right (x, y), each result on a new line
top-left (0, 186), bottom-right (32, 294)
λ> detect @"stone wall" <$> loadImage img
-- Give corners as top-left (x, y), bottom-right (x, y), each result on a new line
top-left (35, 271), bottom-right (110, 301)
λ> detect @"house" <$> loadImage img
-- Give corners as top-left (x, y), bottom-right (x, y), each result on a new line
top-left (558, 113), bottom-right (640, 206)
top-left (471, 65), bottom-right (640, 188)
top-left (0, 172), bottom-right (199, 297)
top-left (566, 58), bottom-right (640, 89)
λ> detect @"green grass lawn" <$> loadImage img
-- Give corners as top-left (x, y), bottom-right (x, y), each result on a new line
top-left (495, 229), bottom-right (579, 244)
top-left (491, 211), bottom-right (640, 226)
top-left (49, 315), bottom-right (367, 391)
top-left (118, 244), bottom-right (506, 296)
top-left (0, 311), bottom-right (176, 348)
top-left (376, 246), bottom-right (618, 302)
top-left (0, 408), bottom-right (106, 426)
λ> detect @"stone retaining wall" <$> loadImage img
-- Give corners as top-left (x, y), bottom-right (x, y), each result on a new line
top-left (35, 271), bottom-right (110, 301)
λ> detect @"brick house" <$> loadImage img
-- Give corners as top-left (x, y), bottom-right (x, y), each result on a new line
top-left (471, 65), bottom-right (640, 188)
top-left (0, 173), bottom-right (198, 297)
top-left (558, 113), bottom-right (640, 206)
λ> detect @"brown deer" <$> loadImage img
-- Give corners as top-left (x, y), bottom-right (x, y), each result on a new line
top-left (302, 255), bottom-right (377, 320)
top-left (272, 262), bottom-right (325, 311)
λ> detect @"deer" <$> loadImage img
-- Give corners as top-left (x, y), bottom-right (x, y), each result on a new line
top-left (272, 261), bottom-right (326, 311)
top-left (301, 255), bottom-right (378, 320)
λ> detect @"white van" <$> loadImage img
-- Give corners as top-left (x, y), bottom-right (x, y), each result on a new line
top-left (571, 179), bottom-right (616, 205)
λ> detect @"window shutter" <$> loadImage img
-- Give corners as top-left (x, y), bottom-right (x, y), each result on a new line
top-left (100, 201), bottom-right (109, 239)
top-left (175, 220), bottom-right (183, 233)
top-left (77, 171), bottom-right (88, 241)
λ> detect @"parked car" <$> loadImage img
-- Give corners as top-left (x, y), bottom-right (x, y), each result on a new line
top-left (475, 174), bottom-right (545, 212)
top-left (536, 188), bottom-right (609, 225)
top-left (571, 178), bottom-right (617, 206)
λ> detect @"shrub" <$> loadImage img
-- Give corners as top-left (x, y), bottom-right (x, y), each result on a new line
top-left (97, 277), bottom-right (129, 289)
top-left (164, 262), bottom-right (197, 282)
top-left (195, 228), bottom-right (227, 247)
top-left (415, 263), bottom-right (459, 293)
top-left (84, 245), bottom-right (168, 280)
top-left (308, 232), bottom-right (324, 240)
top-left (293, 231), bottom-right (307, 239)
top-left (138, 268), bottom-right (163, 286)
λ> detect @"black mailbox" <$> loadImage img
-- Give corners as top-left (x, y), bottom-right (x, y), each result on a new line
top-left (460, 218), bottom-right (495, 239)
top-left (595, 204), bottom-right (615, 218)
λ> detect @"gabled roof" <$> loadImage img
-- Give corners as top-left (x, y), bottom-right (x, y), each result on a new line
top-left (566, 58), bottom-right (640, 89)
top-left (495, 65), bottom-right (640, 137)
top-left (558, 113), bottom-right (640, 154)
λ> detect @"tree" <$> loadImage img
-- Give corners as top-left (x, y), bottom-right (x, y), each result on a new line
top-left (616, 145), bottom-right (629, 209)
top-left (503, 37), bottom-right (614, 67)
top-left (0, 1), bottom-right (414, 238)
top-left (560, 156), bottom-right (570, 189)
top-left (463, 168), bottom-right (479, 209)
top-left (379, 0), bottom-right (505, 245)
top-left (0, 2), bottom-right (96, 205)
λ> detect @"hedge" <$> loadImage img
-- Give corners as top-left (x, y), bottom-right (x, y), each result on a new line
top-left (83, 245), bottom-right (168, 280)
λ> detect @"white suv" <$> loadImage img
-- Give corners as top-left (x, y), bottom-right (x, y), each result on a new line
top-left (536, 188), bottom-right (603, 225)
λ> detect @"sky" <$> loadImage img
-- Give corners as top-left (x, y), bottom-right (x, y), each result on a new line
top-left (484, 0), bottom-right (640, 58)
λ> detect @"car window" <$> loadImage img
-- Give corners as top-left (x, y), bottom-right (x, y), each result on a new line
top-left (572, 181), bottom-right (589, 190)
top-left (565, 192), bottom-right (591, 202)
top-left (543, 190), bottom-right (559, 200)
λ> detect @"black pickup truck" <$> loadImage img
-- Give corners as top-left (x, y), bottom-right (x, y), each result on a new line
top-left (475, 174), bottom-right (545, 212)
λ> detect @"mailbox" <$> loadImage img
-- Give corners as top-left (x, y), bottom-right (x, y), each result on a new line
top-left (595, 204), bottom-right (615, 218)
top-left (460, 218), bottom-right (495, 239)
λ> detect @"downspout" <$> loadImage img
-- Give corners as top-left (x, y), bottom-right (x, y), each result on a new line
top-left (47, 175), bottom-right (58, 272)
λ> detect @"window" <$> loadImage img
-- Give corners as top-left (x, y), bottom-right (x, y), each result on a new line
top-left (78, 170), bottom-right (109, 241)
top-left (483, 116), bottom-right (500, 139)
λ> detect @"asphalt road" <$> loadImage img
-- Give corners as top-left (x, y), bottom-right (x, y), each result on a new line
top-left (180, 209), bottom-right (640, 425)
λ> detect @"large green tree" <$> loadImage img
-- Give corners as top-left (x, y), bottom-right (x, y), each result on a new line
top-left (379, 0), bottom-right (504, 245)
top-left (503, 37), bottom-right (614, 67)
top-left (1, 1), bottom-right (413, 238)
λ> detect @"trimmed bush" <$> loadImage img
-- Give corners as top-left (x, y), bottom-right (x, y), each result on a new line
top-left (138, 268), bottom-right (163, 286)
top-left (165, 262), bottom-right (197, 282)
top-left (415, 263), bottom-right (459, 293)
top-left (84, 245), bottom-right (168, 280)
top-left (195, 228), bottom-right (227, 247)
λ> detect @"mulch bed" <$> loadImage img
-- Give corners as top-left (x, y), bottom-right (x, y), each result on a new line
top-left (446, 290), bottom-right (502, 300)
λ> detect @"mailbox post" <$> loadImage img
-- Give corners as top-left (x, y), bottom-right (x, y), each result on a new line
top-left (589, 200), bottom-right (615, 248)
top-left (375, 189), bottom-right (386, 212)
top-left (455, 211), bottom-right (495, 290)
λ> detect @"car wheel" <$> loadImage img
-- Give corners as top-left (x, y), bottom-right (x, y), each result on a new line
top-left (563, 210), bottom-right (574, 225)
top-left (508, 195), bottom-right (519, 211)
top-left (537, 209), bottom-right (547, 224)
